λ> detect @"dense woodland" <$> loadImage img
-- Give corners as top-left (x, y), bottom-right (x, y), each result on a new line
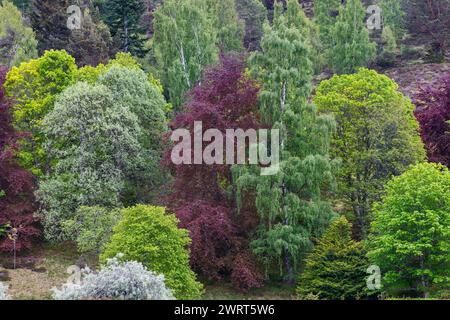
top-left (0, 0), bottom-right (449, 300)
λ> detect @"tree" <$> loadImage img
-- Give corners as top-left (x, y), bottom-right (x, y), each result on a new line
top-left (313, 0), bottom-right (340, 47)
top-left (314, 68), bottom-right (426, 239)
top-left (236, 0), bottom-right (267, 51)
top-left (153, 0), bottom-right (218, 109)
top-left (379, 0), bottom-right (405, 39)
top-left (101, 205), bottom-right (204, 300)
top-left (414, 75), bottom-right (450, 168)
top-left (164, 54), bottom-right (264, 290)
top-left (367, 163), bottom-right (450, 298)
top-left (205, 0), bottom-right (245, 52)
top-left (0, 0), bottom-right (38, 67)
top-left (284, 0), bottom-right (323, 74)
top-left (5, 50), bottom-right (77, 176)
top-left (327, 0), bottom-right (376, 74)
top-left (297, 216), bottom-right (370, 300)
top-left (97, 65), bottom-right (168, 203)
top-left (66, 8), bottom-right (112, 67)
top-left (405, 0), bottom-right (450, 61)
top-left (104, 0), bottom-right (148, 57)
top-left (0, 66), bottom-right (40, 252)
top-left (31, 0), bottom-right (112, 66)
top-left (31, 0), bottom-right (71, 53)
top-left (234, 1), bottom-right (338, 282)
top-left (36, 82), bottom-right (143, 242)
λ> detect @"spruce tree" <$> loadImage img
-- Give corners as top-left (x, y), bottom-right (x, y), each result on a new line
top-left (104, 0), bottom-right (148, 57)
top-left (153, 0), bottom-right (218, 109)
top-left (327, 0), bottom-right (376, 74)
top-left (234, 1), bottom-right (338, 282)
top-left (297, 216), bottom-right (370, 300)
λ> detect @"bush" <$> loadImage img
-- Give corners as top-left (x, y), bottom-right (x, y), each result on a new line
top-left (101, 205), bottom-right (203, 300)
top-left (52, 256), bottom-right (174, 300)
top-left (0, 282), bottom-right (9, 300)
top-left (367, 163), bottom-right (450, 298)
top-left (296, 216), bottom-right (371, 300)
top-left (62, 206), bottom-right (122, 254)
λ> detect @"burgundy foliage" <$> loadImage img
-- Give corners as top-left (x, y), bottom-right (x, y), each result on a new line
top-left (415, 74), bottom-right (450, 167)
top-left (164, 54), bottom-right (263, 289)
top-left (0, 66), bottom-right (40, 252)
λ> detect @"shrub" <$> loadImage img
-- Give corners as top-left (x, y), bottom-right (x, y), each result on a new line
top-left (52, 256), bottom-right (174, 300)
top-left (101, 205), bottom-right (203, 300)
top-left (367, 163), bottom-right (450, 298)
top-left (0, 282), bottom-right (9, 300)
top-left (62, 206), bottom-right (122, 254)
top-left (297, 216), bottom-right (370, 300)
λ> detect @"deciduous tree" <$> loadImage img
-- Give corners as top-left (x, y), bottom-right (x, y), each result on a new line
top-left (367, 163), bottom-right (450, 298)
top-left (314, 68), bottom-right (426, 239)
top-left (0, 66), bottom-right (40, 252)
top-left (0, 0), bottom-right (38, 67)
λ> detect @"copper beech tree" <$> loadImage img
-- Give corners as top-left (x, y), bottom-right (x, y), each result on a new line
top-left (164, 54), bottom-right (264, 290)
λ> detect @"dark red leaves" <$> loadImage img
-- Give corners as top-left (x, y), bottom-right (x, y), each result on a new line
top-left (415, 74), bottom-right (450, 167)
top-left (0, 66), bottom-right (40, 252)
top-left (164, 54), bottom-right (263, 289)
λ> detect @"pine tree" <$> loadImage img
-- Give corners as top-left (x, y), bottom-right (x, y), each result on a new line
top-left (297, 216), bottom-right (370, 300)
top-left (153, 0), bottom-right (218, 109)
top-left (327, 0), bottom-right (376, 74)
top-left (104, 0), bottom-right (149, 57)
top-left (234, 1), bottom-right (338, 282)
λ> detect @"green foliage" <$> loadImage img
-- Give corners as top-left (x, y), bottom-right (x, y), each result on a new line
top-left (378, 26), bottom-right (398, 67)
top-left (367, 163), bottom-right (450, 298)
top-left (379, 0), bottom-right (405, 39)
top-left (5, 50), bottom-right (77, 176)
top-left (313, 0), bottom-right (340, 47)
top-left (284, 0), bottom-right (323, 74)
top-left (98, 65), bottom-right (168, 203)
top-left (314, 68), bottom-right (426, 238)
top-left (327, 0), bottom-right (376, 74)
top-left (153, 0), bottom-right (219, 109)
top-left (0, 0), bottom-right (37, 67)
top-left (206, 0), bottom-right (244, 52)
top-left (37, 81), bottom-right (143, 242)
top-left (235, 1), bottom-right (338, 281)
top-left (63, 206), bottom-right (122, 254)
top-left (104, 0), bottom-right (149, 57)
top-left (101, 205), bottom-right (204, 300)
top-left (297, 216), bottom-right (370, 300)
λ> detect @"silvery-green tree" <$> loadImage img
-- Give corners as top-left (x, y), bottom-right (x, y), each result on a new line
top-left (234, 0), bottom-right (338, 282)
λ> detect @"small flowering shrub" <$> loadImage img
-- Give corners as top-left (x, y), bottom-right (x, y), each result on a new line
top-left (0, 282), bottom-right (9, 300)
top-left (52, 256), bottom-right (174, 300)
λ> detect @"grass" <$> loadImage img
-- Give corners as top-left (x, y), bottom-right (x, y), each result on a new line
top-left (0, 243), bottom-right (292, 300)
